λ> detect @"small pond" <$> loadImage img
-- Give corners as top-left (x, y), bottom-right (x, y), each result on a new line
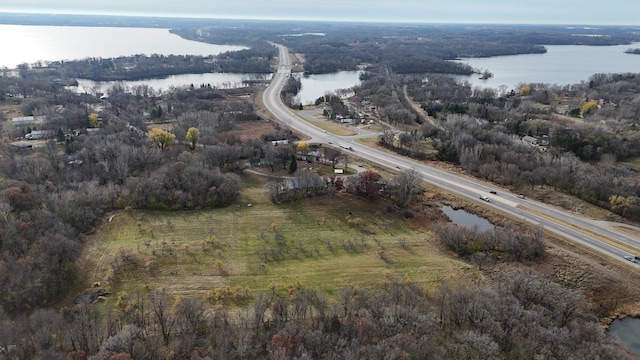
top-left (441, 206), bottom-right (494, 232)
top-left (608, 317), bottom-right (640, 356)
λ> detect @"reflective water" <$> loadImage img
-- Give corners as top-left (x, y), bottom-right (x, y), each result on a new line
top-left (1, 24), bottom-right (359, 96)
top-left (608, 317), bottom-right (640, 356)
top-left (75, 73), bottom-right (272, 93)
top-left (441, 206), bottom-right (494, 232)
top-left (297, 71), bottom-right (363, 105)
top-left (0, 24), bottom-right (246, 69)
top-left (452, 43), bottom-right (640, 89)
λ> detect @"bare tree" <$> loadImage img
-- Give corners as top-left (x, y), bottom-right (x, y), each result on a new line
top-left (323, 147), bottom-right (342, 169)
top-left (390, 169), bottom-right (423, 208)
top-left (149, 288), bottom-right (175, 346)
top-left (173, 297), bottom-right (206, 337)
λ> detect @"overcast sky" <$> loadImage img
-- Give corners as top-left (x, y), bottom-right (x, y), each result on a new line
top-left (2, 0), bottom-right (639, 25)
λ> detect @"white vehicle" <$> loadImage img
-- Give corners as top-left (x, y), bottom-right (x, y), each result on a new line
top-left (479, 195), bottom-right (490, 202)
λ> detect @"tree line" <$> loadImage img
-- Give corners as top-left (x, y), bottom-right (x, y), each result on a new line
top-left (28, 50), bottom-right (273, 82)
top-left (0, 270), bottom-right (629, 359)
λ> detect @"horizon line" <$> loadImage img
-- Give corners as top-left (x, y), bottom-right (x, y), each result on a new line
top-left (0, 11), bottom-right (639, 27)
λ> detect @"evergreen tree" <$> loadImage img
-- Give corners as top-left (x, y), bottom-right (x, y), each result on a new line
top-left (289, 154), bottom-right (298, 173)
top-left (56, 128), bottom-right (65, 143)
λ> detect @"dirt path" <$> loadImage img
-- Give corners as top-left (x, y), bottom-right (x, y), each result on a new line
top-left (401, 84), bottom-right (441, 128)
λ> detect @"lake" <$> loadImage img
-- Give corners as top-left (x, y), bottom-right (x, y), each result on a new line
top-left (0, 24), bottom-right (361, 96)
top-left (453, 43), bottom-right (640, 89)
top-left (0, 24), bottom-right (246, 69)
top-left (77, 69), bottom-right (361, 96)
top-left (297, 71), bottom-right (363, 105)
top-left (76, 73), bottom-right (272, 94)
top-left (4, 24), bottom-right (640, 102)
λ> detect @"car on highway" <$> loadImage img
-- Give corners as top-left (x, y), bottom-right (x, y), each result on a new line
top-left (489, 190), bottom-right (497, 194)
top-left (517, 194), bottom-right (525, 199)
top-left (624, 255), bottom-right (636, 263)
top-left (479, 195), bottom-right (490, 202)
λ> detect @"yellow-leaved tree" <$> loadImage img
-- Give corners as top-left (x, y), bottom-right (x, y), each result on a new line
top-left (519, 86), bottom-right (531, 96)
top-left (580, 100), bottom-right (598, 116)
top-left (148, 128), bottom-right (176, 151)
top-left (186, 127), bottom-right (200, 150)
top-left (88, 113), bottom-right (100, 127)
top-left (609, 195), bottom-right (631, 215)
top-left (296, 141), bottom-right (309, 155)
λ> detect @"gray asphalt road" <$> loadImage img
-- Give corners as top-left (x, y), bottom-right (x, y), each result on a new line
top-left (263, 43), bottom-right (640, 268)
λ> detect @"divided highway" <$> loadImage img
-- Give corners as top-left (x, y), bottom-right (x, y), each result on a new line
top-left (263, 43), bottom-right (640, 268)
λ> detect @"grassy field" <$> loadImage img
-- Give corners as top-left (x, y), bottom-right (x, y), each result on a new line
top-left (294, 108), bottom-right (359, 136)
top-left (625, 157), bottom-right (640, 170)
top-left (80, 173), bottom-right (474, 305)
top-left (305, 119), bottom-right (358, 136)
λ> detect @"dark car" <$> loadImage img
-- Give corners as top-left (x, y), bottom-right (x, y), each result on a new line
top-left (489, 190), bottom-right (497, 194)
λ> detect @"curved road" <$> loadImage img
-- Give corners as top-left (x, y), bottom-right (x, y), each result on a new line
top-left (263, 43), bottom-right (640, 269)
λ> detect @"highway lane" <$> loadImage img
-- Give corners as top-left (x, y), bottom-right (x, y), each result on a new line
top-left (263, 43), bottom-right (640, 267)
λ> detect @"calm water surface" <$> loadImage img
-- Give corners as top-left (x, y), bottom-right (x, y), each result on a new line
top-left (78, 69), bottom-right (361, 96)
top-left (1, 24), bottom-right (359, 95)
top-left (5, 25), bottom-right (639, 104)
top-left (0, 25), bottom-right (246, 69)
top-left (441, 206), bottom-right (494, 232)
top-left (608, 317), bottom-right (640, 356)
top-left (453, 43), bottom-right (640, 89)
top-left (298, 71), bottom-right (363, 105)
top-left (76, 73), bottom-right (272, 93)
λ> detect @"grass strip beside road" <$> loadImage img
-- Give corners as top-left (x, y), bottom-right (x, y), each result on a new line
top-left (292, 109), bottom-right (358, 136)
top-left (523, 206), bottom-right (640, 256)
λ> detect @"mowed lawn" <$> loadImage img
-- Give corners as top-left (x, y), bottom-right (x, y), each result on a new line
top-left (80, 174), bottom-right (474, 303)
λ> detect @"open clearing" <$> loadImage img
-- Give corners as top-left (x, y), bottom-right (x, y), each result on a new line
top-left (80, 173), bottom-right (474, 305)
top-left (78, 171), bottom-right (640, 321)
